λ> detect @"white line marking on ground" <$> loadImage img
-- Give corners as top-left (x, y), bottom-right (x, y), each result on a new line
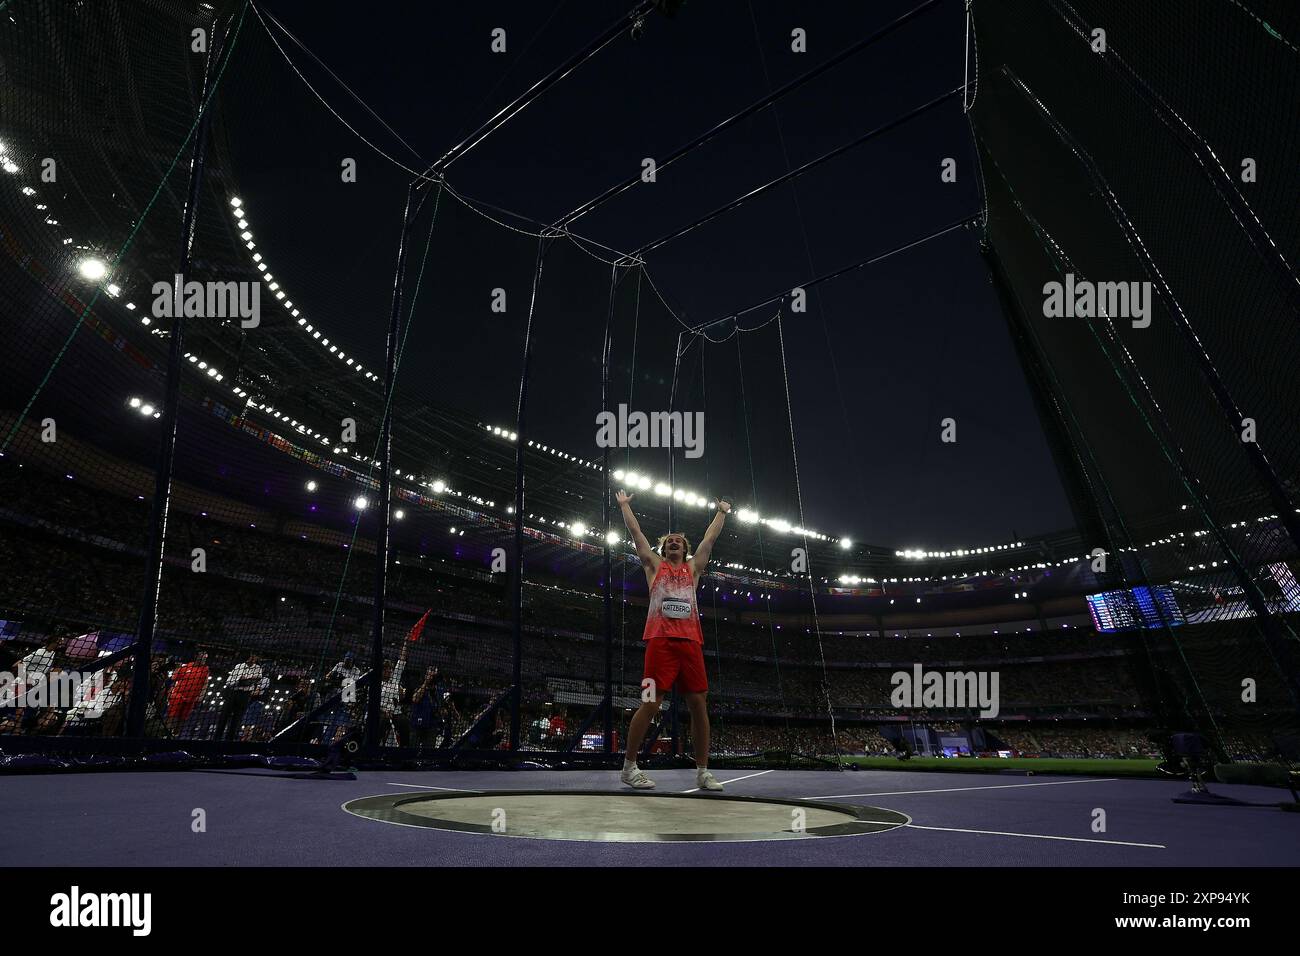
top-left (904, 823), bottom-right (1165, 849)
top-left (680, 768), bottom-right (774, 794)
top-left (385, 782), bottom-right (482, 792)
top-left (804, 777), bottom-right (1118, 799)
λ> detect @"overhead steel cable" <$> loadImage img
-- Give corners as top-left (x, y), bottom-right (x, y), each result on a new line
top-left (685, 215), bottom-right (980, 336)
top-left (553, 0), bottom-right (947, 229)
top-left (419, 0), bottom-right (656, 179)
top-left (633, 86), bottom-right (965, 256)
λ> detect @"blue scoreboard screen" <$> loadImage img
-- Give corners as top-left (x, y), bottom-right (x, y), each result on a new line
top-left (1087, 586), bottom-right (1185, 632)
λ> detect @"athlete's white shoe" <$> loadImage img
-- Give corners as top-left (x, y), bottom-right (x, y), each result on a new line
top-left (696, 768), bottom-right (724, 791)
top-left (620, 766), bottom-right (655, 789)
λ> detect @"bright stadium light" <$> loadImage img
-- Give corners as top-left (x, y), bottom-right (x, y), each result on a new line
top-left (78, 258), bottom-right (107, 280)
top-left (840, 538), bottom-right (852, 550)
top-left (637, 476), bottom-right (651, 490)
top-left (571, 522), bottom-right (587, 538)
top-left (605, 530), bottom-right (619, 545)
top-left (306, 481), bottom-right (317, 492)
top-left (139, 404), bottom-right (155, 417)
top-left (394, 509), bottom-right (405, 520)
top-left (654, 483), bottom-right (671, 496)
top-left (431, 480), bottom-right (446, 494)
top-left (128, 397), bottom-right (141, 408)
top-left (612, 469), bottom-right (625, 481)
top-left (354, 496), bottom-right (368, 510)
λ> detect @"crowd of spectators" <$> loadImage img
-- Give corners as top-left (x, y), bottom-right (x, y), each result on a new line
top-left (0, 459), bottom-right (1284, 761)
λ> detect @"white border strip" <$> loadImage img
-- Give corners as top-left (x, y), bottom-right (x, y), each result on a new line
top-left (905, 823), bottom-right (1165, 849)
top-left (681, 768), bottom-right (775, 794)
top-left (805, 777), bottom-right (1118, 799)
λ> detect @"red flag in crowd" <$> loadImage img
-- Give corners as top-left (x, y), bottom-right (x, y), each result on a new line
top-left (407, 609), bottom-right (431, 643)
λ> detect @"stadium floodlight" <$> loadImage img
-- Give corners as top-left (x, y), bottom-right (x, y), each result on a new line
top-left (605, 530), bottom-right (619, 545)
top-left (637, 476), bottom-right (652, 490)
top-left (770, 519), bottom-right (791, 533)
top-left (571, 522), bottom-right (587, 538)
top-left (432, 480), bottom-right (446, 494)
top-left (612, 469), bottom-right (625, 481)
top-left (654, 483), bottom-right (671, 496)
top-left (140, 404), bottom-right (155, 416)
top-left (673, 489), bottom-right (685, 500)
top-left (2, 159), bottom-right (18, 174)
top-left (78, 258), bottom-right (107, 280)
top-left (840, 538), bottom-right (851, 550)
top-left (230, 197), bottom-right (242, 208)
top-left (128, 397), bottom-right (141, 408)
top-left (394, 510), bottom-right (405, 520)
top-left (353, 496), bottom-right (369, 510)
top-left (306, 481), bottom-right (317, 492)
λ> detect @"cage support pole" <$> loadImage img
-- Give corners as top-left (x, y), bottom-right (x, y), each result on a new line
top-left (362, 182), bottom-right (418, 753)
top-left (126, 15), bottom-right (227, 738)
top-left (509, 237), bottom-right (553, 751)
top-left (601, 262), bottom-right (621, 753)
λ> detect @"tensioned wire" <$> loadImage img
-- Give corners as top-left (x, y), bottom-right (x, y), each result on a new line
top-left (311, 183), bottom-right (446, 684)
top-left (694, 338), bottom-right (727, 739)
top-left (732, 330), bottom-right (791, 748)
top-left (618, 266), bottom-right (644, 701)
top-left (248, 0), bottom-right (642, 269)
top-left (0, 1), bottom-right (252, 455)
top-left (744, 0), bottom-right (872, 528)
top-left (250, 0), bottom-right (423, 165)
top-left (776, 314), bottom-right (842, 765)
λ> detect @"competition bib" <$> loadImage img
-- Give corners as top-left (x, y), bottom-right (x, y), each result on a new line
top-left (661, 599), bottom-right (692, 620)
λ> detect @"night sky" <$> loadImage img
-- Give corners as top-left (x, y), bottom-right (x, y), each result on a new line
top-left (234, 0), bottom-right (1075, 549)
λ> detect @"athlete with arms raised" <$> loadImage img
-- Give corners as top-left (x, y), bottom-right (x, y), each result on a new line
top-left (616, 489), bottom-right (730, 791)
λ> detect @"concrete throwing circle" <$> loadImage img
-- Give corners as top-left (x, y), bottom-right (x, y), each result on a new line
top-left (343, 790), bottom-right (909, 843)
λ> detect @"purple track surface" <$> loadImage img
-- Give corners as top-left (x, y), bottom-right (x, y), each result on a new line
top-left (1, 767), bottom-right (1295, 866)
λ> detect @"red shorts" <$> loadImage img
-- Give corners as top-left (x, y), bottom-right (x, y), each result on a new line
top-left (642, 636), bottom-right (708, 695)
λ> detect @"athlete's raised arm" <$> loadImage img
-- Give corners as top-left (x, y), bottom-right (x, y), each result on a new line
top-left (616, 490), bottom-right (660, 579)
top-left (690, 499), bottom-right (731, 577)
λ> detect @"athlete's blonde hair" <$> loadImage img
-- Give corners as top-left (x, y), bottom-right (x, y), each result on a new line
top-left (656, 531), bottom-right (693, 558)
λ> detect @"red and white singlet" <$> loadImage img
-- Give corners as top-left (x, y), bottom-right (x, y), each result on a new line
top-left (641, 560), bottom-right (704, 644)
